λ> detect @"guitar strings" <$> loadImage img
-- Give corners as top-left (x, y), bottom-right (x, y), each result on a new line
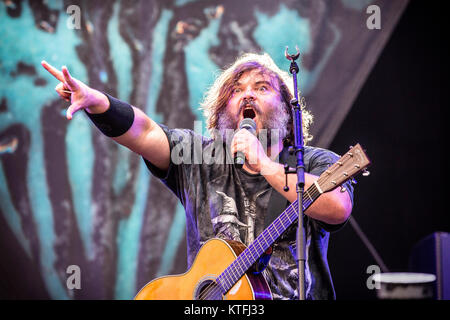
top-left (197, 186), bottom-right (322, 300)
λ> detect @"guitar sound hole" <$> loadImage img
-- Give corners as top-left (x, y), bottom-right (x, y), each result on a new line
top-left (194, 279), bottom-right (223, 300)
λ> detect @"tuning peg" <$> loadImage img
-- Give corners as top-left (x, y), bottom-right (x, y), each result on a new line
top-left (362, 169), bottom-right (370, 176)
top-left (340, 186), bottom-right (347, 193)
top-left (350, 178), bottom-right (357, 186)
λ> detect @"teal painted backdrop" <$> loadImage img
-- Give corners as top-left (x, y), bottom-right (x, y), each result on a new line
top-left (0, 0), bottom-right (407, 299)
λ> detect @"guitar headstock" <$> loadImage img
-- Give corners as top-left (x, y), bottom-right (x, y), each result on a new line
top-left (317, 144), bottom-right (371, 193)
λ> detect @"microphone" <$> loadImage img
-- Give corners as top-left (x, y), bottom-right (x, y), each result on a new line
top-left (234, 118), bottom-right (257, 168)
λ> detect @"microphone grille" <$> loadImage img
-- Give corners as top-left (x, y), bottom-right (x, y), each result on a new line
top-left (239, 118), bottom-right (256, 132)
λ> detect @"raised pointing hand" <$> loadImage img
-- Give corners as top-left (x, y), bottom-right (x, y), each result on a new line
top-left (41, 60), bottom-right (108, 119)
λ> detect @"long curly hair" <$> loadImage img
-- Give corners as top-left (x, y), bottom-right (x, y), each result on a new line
top-left (200, 52), bottom-right (313, 146)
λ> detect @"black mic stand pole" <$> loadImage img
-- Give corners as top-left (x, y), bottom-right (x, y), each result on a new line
top-left (284, 46), bottom-right (306, 300)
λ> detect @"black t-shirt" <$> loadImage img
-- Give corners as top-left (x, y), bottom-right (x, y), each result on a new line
top-left (144, 124), bottom-right (354, 300)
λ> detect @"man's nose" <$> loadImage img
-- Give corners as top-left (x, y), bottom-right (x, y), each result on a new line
top-left (243, 86), bottom-right (256, 99)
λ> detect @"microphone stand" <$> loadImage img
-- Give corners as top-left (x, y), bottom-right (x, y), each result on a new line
top-left (284, 46), bottom-right (306, 300)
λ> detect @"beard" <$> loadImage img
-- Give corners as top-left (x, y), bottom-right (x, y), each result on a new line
top-left (216, 100), bottom-right (291, 147)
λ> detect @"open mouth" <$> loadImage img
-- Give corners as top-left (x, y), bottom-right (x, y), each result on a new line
top-left (242, 107), bottom-right (256, 119)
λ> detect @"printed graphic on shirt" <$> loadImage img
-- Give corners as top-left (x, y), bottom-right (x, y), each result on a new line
top-left (209, 182), bottom-right (271, 248)
top-left (211, 191), bottom-right (247, 242)
top-left (242, 189), bottom-right (270, 245)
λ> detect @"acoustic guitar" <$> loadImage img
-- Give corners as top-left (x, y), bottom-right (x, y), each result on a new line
top-left (135, 144), bottom-right (370, 300)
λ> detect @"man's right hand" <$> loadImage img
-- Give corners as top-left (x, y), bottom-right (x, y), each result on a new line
top-left (41, 60), bottom-right (110, 119)
top-left (41, 60), bottom-right (170, 171)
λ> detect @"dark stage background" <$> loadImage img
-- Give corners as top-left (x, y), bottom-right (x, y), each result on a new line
top-left (328, 1), bottom-right (448, 299)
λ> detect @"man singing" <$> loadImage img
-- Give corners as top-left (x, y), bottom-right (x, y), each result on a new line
top-left (41, 52), bottom-right (353, 299)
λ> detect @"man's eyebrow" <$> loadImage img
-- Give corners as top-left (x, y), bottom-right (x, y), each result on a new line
top-left (234, 79), bottom-right (273, 86)
top-left (254, 80), bottom-right (273, 87)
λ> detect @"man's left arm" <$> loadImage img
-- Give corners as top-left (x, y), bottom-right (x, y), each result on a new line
top-left (261, 161), bottom-right (352, 225)
top-left (230, 129), bottom-right (352, 225)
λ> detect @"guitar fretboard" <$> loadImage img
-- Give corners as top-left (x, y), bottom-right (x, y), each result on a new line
top-left (216, 183), bottom-right (321, 293)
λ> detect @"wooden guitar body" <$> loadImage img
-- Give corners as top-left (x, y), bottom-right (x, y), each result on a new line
top-left (134, 238), bottom-right (272, 300)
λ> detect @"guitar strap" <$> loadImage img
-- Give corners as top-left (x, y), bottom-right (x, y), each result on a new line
top-left (253, 146), bottom-right (299, 274)
top-left (264, 146), bottom-right (297, 229)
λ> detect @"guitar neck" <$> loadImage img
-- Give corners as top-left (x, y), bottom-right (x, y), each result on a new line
top-left (216, 183), bottom-right (321, 293)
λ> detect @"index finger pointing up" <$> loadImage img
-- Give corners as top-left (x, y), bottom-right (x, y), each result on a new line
top-left (41, 60), bottom-right (65, 83)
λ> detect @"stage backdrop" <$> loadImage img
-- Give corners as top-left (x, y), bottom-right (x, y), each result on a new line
top-left (0, 0), bottom-right (407, 299)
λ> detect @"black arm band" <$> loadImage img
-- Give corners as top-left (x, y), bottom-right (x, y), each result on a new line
top-left (85, 93), bottom-right (135, 137)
